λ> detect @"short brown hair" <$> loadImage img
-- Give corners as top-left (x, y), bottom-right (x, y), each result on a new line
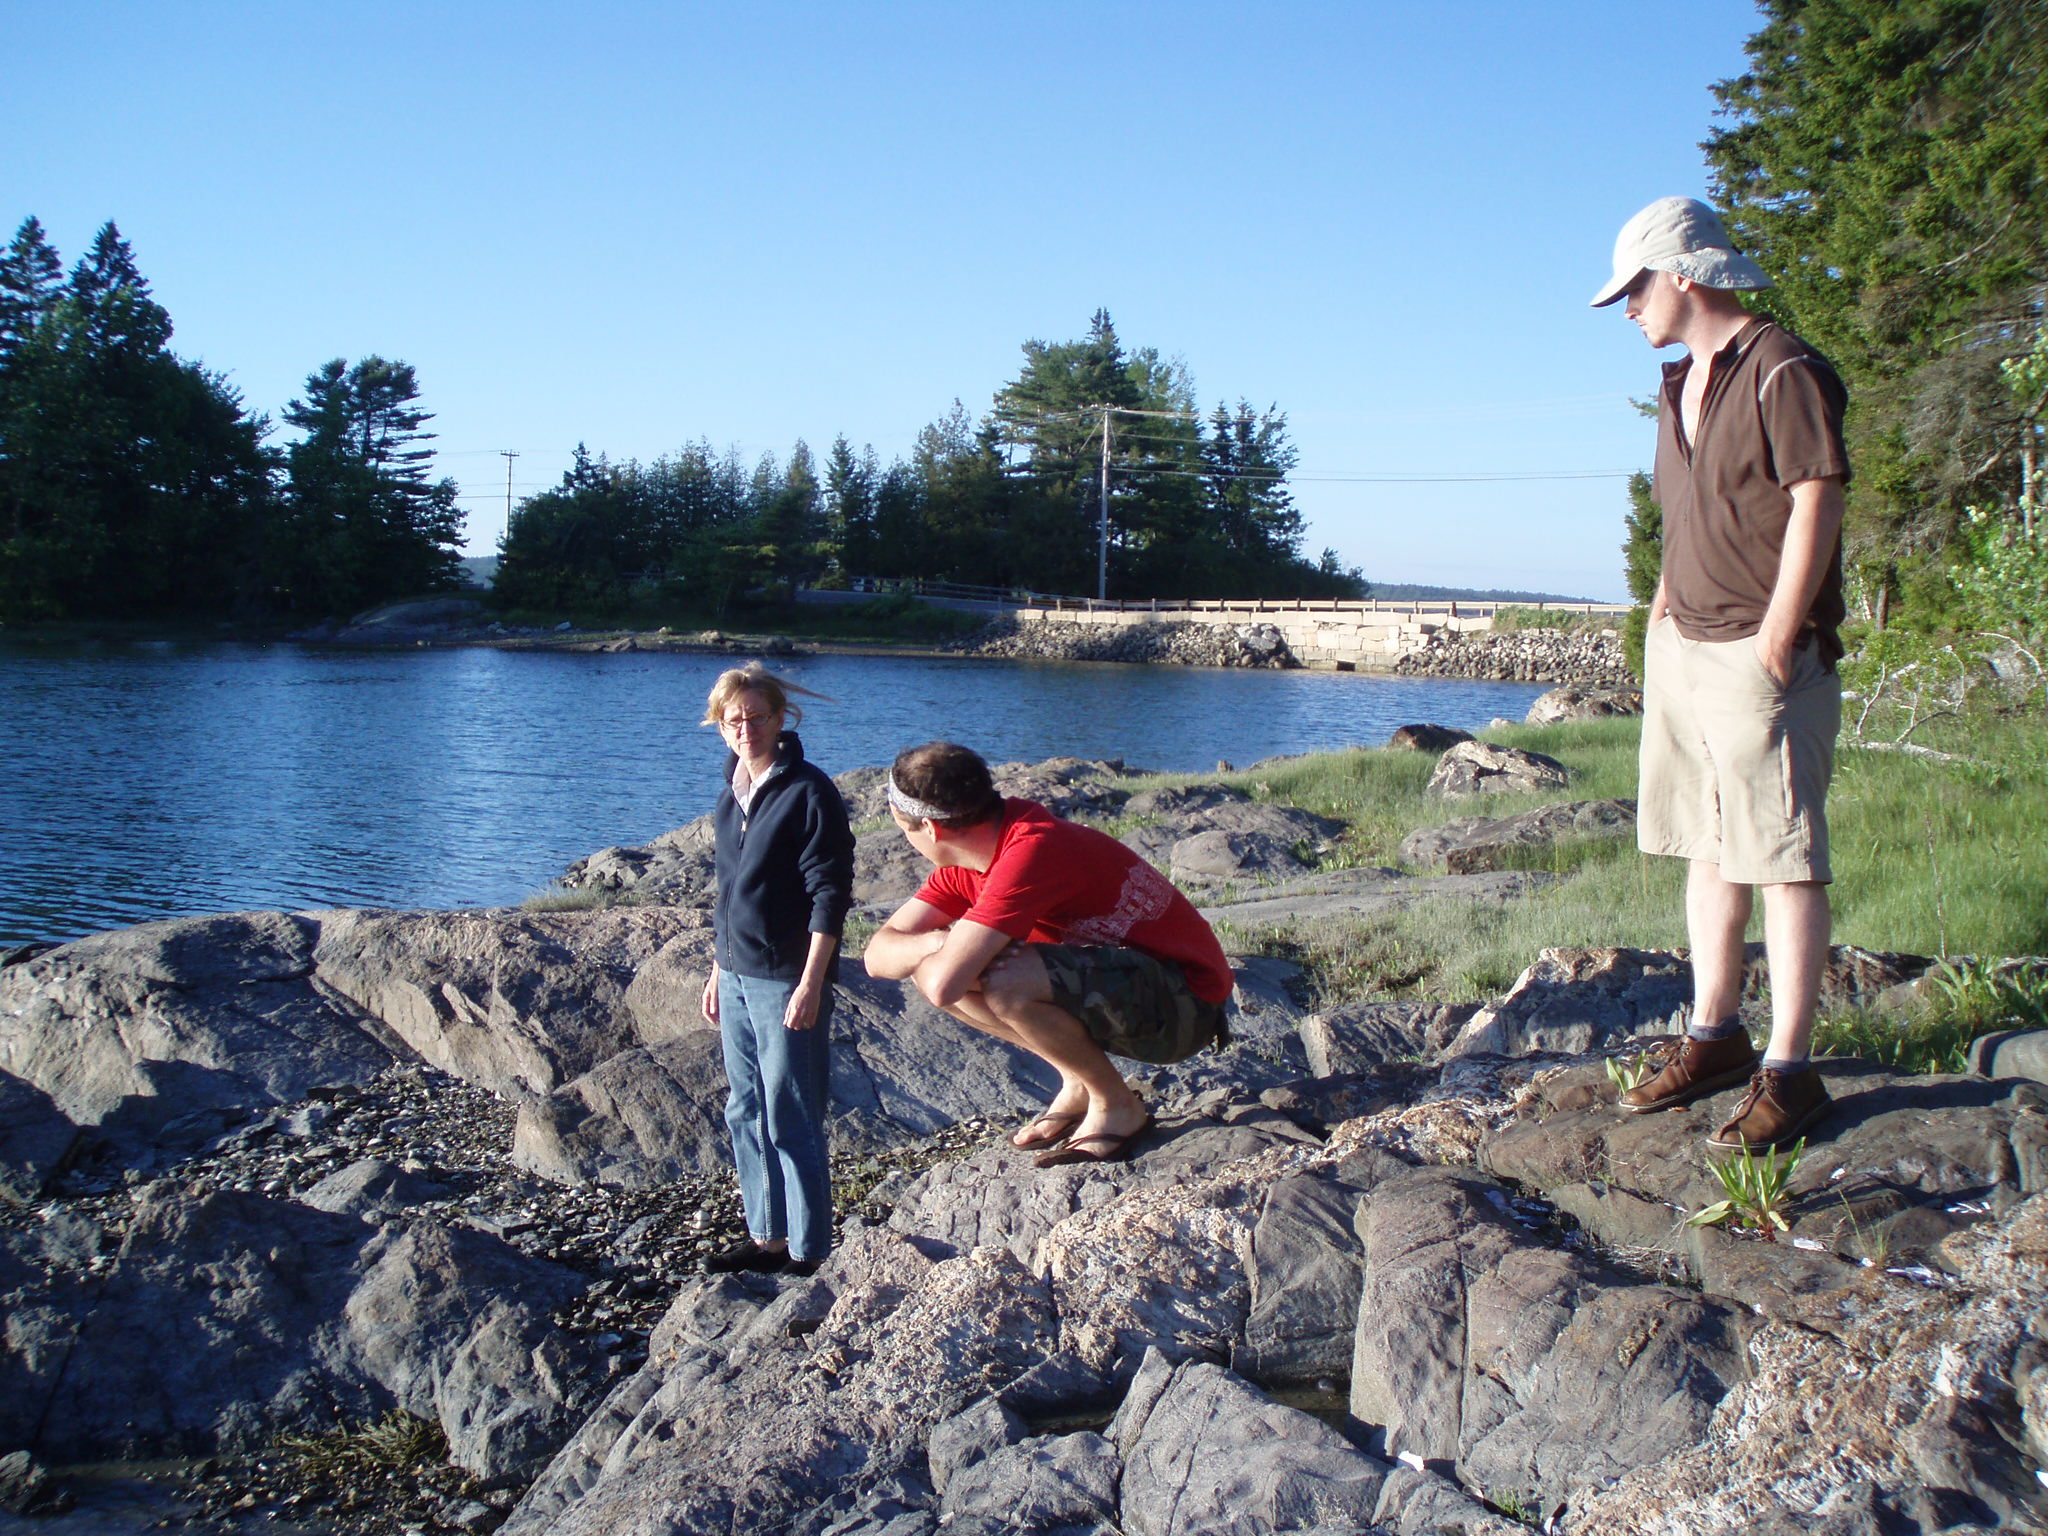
top-left (889, 741), bottom-right (1001, 829)
top-left (702, 664), bottom-right (802, 729)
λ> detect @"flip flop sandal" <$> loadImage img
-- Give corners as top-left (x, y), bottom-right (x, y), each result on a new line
top-left (1033, 1113), bottom-right (1155, 1169)
top-left (1011, 1111), bottom-right (1084, 1151)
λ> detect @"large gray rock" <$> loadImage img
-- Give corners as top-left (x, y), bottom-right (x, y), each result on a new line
top-left (1442, 946), bottom-right (1690, 1058)
top-left (1524, 684), bottom-right (1643, 725)
top-left (310, 907), bottom-right (709, 1098)
top-left (511, 1034), bottom-right (730, 1188)
top-left (1425, 741), bottom-right (1571, 798)
top-left (0, 1070), bottom-right (79, 1203)
top-left (11, 1182), bottom-right (603, 1482)
top-left (1236, 1165), bottom-right (1378, 1385)
top-left (1400, 798), bottom-right (1637, 875)
top-left (1115, 785), bottom-right (1344, 889)
top-left (1387, 723), bottom-right (1474, 753)
top-left (347, 1221), bottom-right (605, 1481)
top-left (1444, 944), bottom-right (1933, 1061)
top-left (29, 1187), bottom-right (378, 1461)
top-left (1565, 1194), bottom-right (2048, 1535)
top-left (1348, 1168), bottom-right (1749, 1513)
top-left (0, 912), bottom-right (398, 1150)
top-left (1118, 1359), bottom-right (1387, 1536)
top-left (504, 1236), bottom-right (1065, 1536)
top-left (938, 1430), bottom-right (1119, 1529)
top-left (1971, 1027), bottom-right (2048, 1085)
top-left (1301, 1002), bottom-right (1479, 1075)
top-left (302, 1156), bottom-right (456, 1222)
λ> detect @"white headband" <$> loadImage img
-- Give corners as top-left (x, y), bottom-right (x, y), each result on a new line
top-left (886, 774), bottom-right (953, 823)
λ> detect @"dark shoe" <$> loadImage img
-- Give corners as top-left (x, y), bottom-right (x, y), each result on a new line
top-left (1034, 1113), bottom-right (1154, 1169)
top-left (1707, 1066), bottom-right (1831, 1152)
top-left (703, 1238), bottom-right (786, 1274)
top-left (1618, 1032), bottom-right (1761, 1113)
top-left (779, 1255), bottom-right (823, 1278)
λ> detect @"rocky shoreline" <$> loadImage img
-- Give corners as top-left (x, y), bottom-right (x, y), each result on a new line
top-left (275, 597), bottom-right (1639, 686)
top-left (4, 728), bottom-right (2045, 1536)
top-left (1392, 627), bottom-right (1633, 687)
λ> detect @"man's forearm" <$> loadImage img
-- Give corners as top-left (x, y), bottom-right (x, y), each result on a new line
top-left (863, 925), bottom-right (943, 980)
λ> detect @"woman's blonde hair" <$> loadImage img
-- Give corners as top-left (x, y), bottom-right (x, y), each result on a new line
top-left (702, 664), bottom-right (802, 729)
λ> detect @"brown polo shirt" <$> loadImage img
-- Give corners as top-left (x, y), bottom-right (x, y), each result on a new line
top-left (1655, 319), bottom-right (1850, 662)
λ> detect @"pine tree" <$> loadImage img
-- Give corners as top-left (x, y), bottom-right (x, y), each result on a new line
top-left (1620, 471), bottom-right (1663, 678)
top-left (0, 217), bottom-right (64, 357)
top-left (275, 356), bottom-right (464, 615)
top-left (0, 220), bottom-right (274, 620)
top-left (1706, 0), bottom-right (2048, 560)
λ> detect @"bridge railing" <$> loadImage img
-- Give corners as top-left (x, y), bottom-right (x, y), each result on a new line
top-left (829, 577), bottom-right (1630, 621)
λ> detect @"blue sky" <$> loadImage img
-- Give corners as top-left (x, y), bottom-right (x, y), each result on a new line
top-left (7, 2), bottom-right (1765, 600)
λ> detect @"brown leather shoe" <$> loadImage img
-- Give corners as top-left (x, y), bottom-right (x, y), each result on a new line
top-left (1617, 1032), bottom-right (1760, 1113)
top-left (1707, 1066), bottom-right (1831, 1151)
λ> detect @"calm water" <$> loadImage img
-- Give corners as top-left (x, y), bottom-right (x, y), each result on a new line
top-left (0, 640), bottom-right (1546, 946)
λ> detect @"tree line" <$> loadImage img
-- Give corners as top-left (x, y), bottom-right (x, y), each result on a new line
top-left (0, 218), bottom-right (464, 623)
top-left (1673, 0), bottom-right (2044, 646)
top-left (495, 310), bottom-right (1365, 616)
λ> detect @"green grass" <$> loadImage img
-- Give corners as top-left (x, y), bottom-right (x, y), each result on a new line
top-left (521, 883), bottom-right (629, 912)
top-left (1216, 705), bottom-right (2047, 1011)
top-left (1815, 957), bottom-right (2048, 1073)
top-left (277, 1409), bottom-right (447, 1477)
top-left (1490, 605), bottom-right (1611, 635)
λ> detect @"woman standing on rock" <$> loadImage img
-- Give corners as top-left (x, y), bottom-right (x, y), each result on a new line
top-left (699, 664), bottom-right (854, 1278)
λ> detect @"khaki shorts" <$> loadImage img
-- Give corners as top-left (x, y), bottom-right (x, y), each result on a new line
top-left (1639, 617), bottom-right (1840, 884)
top-left (1036, 944), bottom-right (1229, 1065)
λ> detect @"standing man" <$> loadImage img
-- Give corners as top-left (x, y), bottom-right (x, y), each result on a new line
top-left (1592, 196), bottom-right (1849, 1151)
top-left (863, 742), bottom-right (1234, 1167)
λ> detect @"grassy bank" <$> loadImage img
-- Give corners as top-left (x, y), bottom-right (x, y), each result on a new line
top-left (1189, 707), bottom-right (2048, 1009)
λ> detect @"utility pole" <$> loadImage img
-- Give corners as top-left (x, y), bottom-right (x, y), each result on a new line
top-left (499, 451), bottom-right (519, 529)
top-left (1097, 405), bottom-right (1111, 601)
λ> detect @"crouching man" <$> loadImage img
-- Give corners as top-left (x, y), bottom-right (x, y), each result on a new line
top-left (863, 742), bottom-right (1235, 1166)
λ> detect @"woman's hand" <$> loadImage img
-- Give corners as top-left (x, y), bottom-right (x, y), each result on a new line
top-left (782, 978), bottom-right (824, 1031)
top-left (701, 965), bottom-right (720, 1026)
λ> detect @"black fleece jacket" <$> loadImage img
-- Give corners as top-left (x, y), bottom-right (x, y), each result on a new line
top-left (712, 732), bottom-right (855, 982)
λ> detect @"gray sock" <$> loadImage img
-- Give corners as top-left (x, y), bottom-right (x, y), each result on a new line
top-left (1686, 1013), bottom-right (1745, 1042)
top-left (1762, 1055), bottom-right (1809, 1073)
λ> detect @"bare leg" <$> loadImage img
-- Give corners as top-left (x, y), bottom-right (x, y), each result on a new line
top-left (1759, 880), bottom-right (1831, 1062)
top-left (940, 992), bottom-right (1091, 1145)
top-left (1686, 859), bottom-right (1754, 1028)
top-left (949, 953), bottom-right (1146, 1145)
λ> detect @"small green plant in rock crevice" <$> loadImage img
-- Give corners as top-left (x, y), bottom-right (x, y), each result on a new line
top-left (1604, 1050), bottom-right (1657, 1095)
top-left (276, 1408), bottom-right (448, 1478)
top-left (1688, 1137), bottom-right (1805, 1239)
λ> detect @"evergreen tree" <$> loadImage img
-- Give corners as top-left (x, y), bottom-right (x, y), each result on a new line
top-left (274, 356), bottom-right (464, 615)
top-left (0, 217), bottom-right (63, 358)
top-left (1706, 0), bottom-right (2048, 570)
top-left (1620, 470), bottom-right (1663, 677)
top-left (823, 433), bottom-right (878, 578)
top-left (0, 220), bottom-right (274, 620)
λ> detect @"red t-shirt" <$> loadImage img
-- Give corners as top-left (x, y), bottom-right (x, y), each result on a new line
top-left (913, 798), bottom-right (1236, 1004)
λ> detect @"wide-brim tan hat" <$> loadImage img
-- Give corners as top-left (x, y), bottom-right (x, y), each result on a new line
top-left (1590, 196), bottom-right (1773, 307)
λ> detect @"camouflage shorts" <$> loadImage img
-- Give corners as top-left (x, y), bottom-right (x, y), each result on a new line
top-left (1035, 944), bottom-right (1230, 1065)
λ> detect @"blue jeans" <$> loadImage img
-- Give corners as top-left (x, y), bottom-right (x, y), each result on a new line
top-left (718, 970), bottom-right (834, 1263)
